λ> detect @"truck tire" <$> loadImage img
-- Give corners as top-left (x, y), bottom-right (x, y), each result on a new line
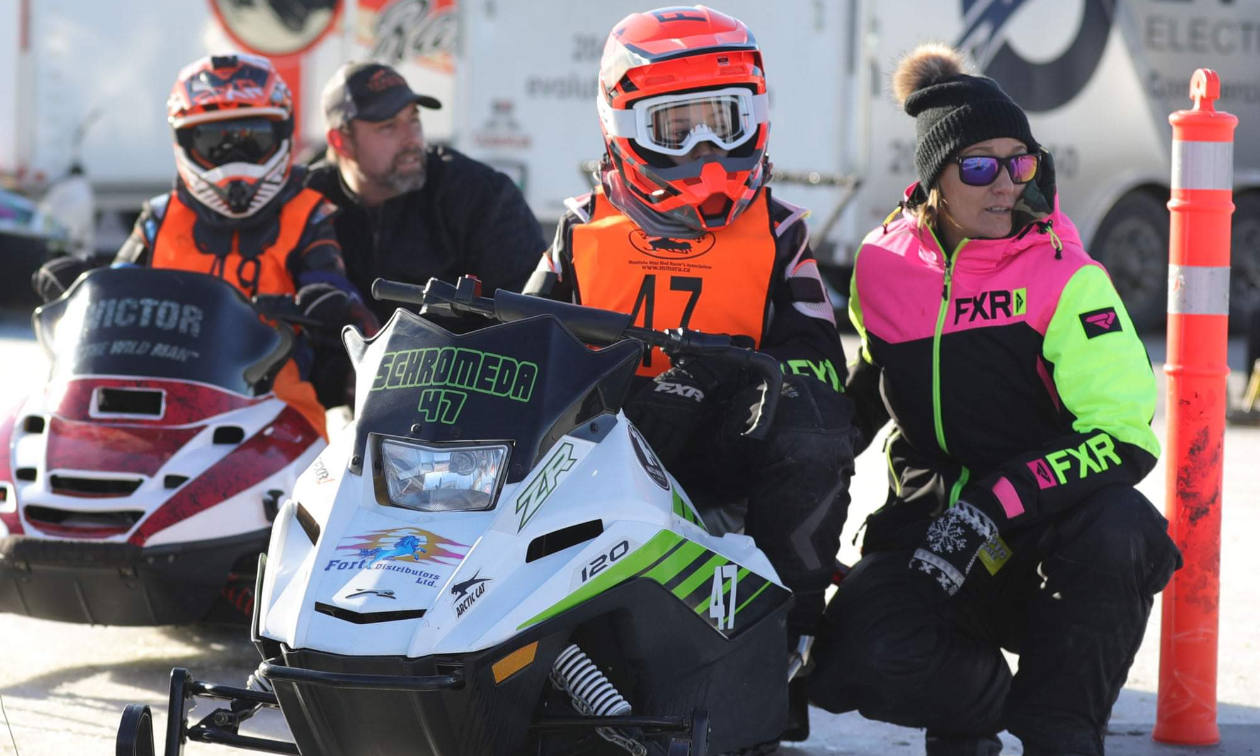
top-left (1230, 193), bottom-right (1260, 333)
top-left (1090, 191), bottom-right (1169, 333)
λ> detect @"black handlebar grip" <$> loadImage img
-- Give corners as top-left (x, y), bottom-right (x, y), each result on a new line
top-left (493, 290), bottom-right (634, 345)
top-left (371, 278), bottom-right (430, 306)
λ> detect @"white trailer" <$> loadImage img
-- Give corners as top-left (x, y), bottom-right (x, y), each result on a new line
top-left (4, 0), bottom-right (1257, 330)
top-left (455, 0), bottom-right (1260, 330)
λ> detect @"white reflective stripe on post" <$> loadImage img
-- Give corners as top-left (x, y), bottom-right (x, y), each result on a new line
top-left (1171, 141), bottom-right (1234, 190)
top-left (1168, 264), bottom-right (1231, 315)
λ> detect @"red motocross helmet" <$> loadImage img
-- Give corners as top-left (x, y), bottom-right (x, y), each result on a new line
top-left (166, 53), bottom-right (295, 219)
top-left (597, 6), bottom-right (770, 237)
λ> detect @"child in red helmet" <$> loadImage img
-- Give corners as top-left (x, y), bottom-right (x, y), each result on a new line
top-left (36, 54), bottom-right (376, 439)
top-left (525, 7), bottom-right (856, 744)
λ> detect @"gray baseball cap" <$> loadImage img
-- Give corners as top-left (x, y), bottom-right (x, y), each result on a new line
top-left (322, 62), bottom-right (441, 129)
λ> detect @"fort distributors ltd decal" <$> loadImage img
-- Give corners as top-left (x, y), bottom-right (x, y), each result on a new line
top-left (326, 526), bottom-right (469, 587)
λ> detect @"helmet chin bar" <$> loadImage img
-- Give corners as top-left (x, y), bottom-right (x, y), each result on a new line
top-left (602, 145), bottom-right (766, 236)
top-left (176, 139), bottom-right (291, 220)
top-left (226, 181), bottom-right (255, 215)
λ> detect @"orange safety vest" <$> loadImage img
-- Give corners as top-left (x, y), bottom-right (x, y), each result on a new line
top-left (149, 189), bottom-right (330, 439)
top-left (571, 190), bottom-right (776, 376)
top-left (150, 189), bottom-right (326, 298)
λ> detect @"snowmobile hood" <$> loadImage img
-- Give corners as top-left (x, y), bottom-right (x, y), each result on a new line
top-left (342, 309), bottom-right (642, 482)
top-left (34, 266), bottom-right (292, 396)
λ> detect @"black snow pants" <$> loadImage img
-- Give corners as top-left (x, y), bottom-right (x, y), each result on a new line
top-left (808, 485), bottom-right (1181, 755)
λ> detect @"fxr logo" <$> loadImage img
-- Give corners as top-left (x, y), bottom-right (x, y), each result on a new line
top-left (1085, 312), bottom-right (1116, 329)
top-left (954, 287), bottom-right (1027, 324)
top-left (1028, 432), bottom-right (1123, 487)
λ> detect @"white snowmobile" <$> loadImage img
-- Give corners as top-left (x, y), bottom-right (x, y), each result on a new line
top-left (117, 275), bottom-right (798, 755)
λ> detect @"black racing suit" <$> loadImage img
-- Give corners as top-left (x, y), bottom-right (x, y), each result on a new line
top-left (807, 185), bottom-right (1182, 755)
top-left (526, 186), bottom-right (856, 636)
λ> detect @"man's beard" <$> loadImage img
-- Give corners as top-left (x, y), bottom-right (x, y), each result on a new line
top-left (380, 148), bottom-right (427, 194)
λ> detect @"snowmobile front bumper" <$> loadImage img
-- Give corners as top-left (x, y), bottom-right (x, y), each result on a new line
top-left (118, 573), bottom-right (784, 755)
top-left (0, 529), bottom-right (270, 625)
top-left (117, 665), bottom-right (706, 756)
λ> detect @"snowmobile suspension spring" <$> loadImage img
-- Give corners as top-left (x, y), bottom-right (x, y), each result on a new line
top-left (552, 644), bottom-right (632, 717)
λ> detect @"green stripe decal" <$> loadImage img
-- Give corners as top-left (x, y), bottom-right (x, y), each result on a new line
top-left (517, 530), bottom-right (682, 629)
top-left (672, 554), bottom-right (727, 600)
top-left (695, 567), bottom-right (750, 615)
top-left (735, 579), bottom-right (771, 614)
top-left (643, 540), bottom-right (707, 584)
top-left (673, 489), bottom-right (696, 524)
top-left (672, 489), bottom-right (706, 530)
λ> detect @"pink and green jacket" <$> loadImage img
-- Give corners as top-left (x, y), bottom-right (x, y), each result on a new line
top-left (847, 188), bottom-right (1159, 550)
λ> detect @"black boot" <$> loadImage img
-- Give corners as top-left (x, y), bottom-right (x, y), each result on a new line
top-left (925, 731), bottom-right (1003, 756)
top-left (782, 674), bottom-right (810, 741)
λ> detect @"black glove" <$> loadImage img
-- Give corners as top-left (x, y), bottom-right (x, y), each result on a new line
top-left (908, 500), bottom-right (999, 601)
top-left (623, 364), bottom-right (709, 466)
top-left (671, 338), bottom-right (752, 402)
top-left (32, 256), bottom-right (89, 303)
top-left (295, 283), bottom-right (352, 340)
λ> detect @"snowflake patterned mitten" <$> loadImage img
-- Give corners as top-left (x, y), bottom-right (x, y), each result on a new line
top-left (908, 500), bottom-right (998, 601)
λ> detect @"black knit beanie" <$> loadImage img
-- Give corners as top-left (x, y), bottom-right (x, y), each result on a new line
top-left (905, 74), bottom-right (1039, 190)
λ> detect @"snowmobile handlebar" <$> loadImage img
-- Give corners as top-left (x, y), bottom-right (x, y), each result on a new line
top-left (251, 293), bottom-right (324, 329)
top-left (372, 276), bottom-right (783, 440)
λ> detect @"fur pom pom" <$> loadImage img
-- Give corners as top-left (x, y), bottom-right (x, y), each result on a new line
top-left (892, 43), bottom-right (968, 106)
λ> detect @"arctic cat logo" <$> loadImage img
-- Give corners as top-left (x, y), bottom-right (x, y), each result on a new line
top-left (628, 230), bottom-right (716, 260)
top-left (373, 347), bottom-right (538, 424)
top-left (515, 443), bottom-right (578, 532)
top-left (84, 298), bottom-right (204, 336)
top-left (452, 571), bottom-right (491, 617)
top-left (451, 571), bottom-right (491, 599)
top-left (1039, 433), bottom-right (1123, 485)
top-left (953, 288), bottom-right (1027, 324)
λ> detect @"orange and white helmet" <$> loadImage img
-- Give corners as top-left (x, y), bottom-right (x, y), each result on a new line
top-left (167, 53), bottom-right (294, 219)
top-left (597, 6), bottom-right (770, 237)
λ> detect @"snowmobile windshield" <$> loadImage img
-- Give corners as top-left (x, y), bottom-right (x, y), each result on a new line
top-left (346, 308), bottom-right (643, 484)
top-left (34, 267), bottom-right (292, 396)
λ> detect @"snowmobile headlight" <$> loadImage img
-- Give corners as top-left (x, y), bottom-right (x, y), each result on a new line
top-left (378, 439), bottom-right (509, 512)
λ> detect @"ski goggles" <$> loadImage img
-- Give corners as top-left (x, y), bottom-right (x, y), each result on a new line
top-left (600, 87), bottom-right (769, 157)
top-left (176, 116), bottom-right (288, 169)
top-left (952, 153), bottom-right (1040, 187)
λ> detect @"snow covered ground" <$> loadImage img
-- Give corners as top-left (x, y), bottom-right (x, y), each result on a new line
top-left (0, 307), bottom-right (1256, 755)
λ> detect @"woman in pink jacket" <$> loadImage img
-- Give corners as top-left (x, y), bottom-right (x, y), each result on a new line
top-left (806, 44), bottom-right (1181, 756)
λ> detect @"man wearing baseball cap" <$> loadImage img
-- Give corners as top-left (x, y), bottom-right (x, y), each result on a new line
top-left (307, 61), bottom-right (545, 324)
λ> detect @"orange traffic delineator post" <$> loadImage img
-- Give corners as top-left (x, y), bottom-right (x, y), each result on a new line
top-left (1155, 68), bottom-right (1237, 746)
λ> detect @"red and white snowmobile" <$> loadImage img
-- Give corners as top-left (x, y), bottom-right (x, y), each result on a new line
top-left (0, 266), bottom-right (326, 625)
